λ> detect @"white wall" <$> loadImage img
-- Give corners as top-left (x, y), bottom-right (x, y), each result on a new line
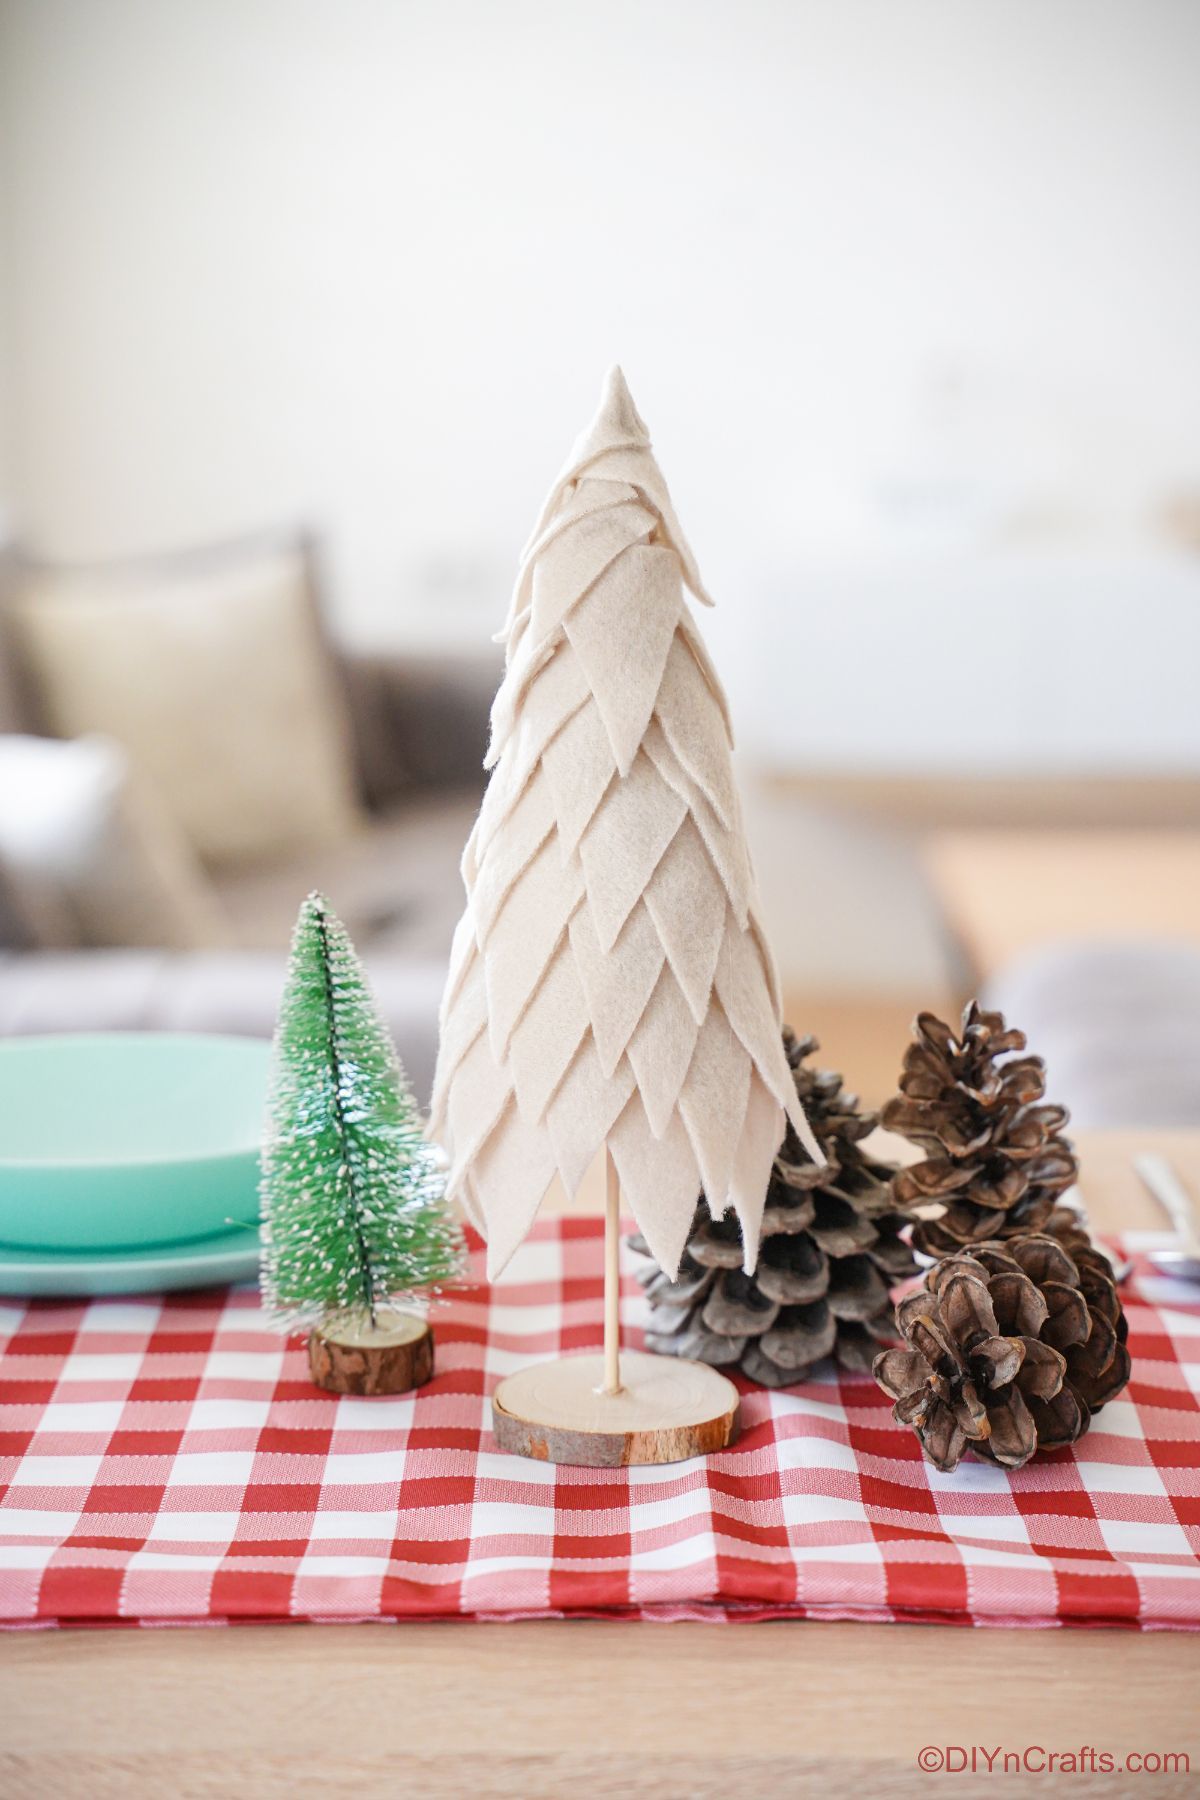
top-left (2, 0), bottom-right (1199, 765)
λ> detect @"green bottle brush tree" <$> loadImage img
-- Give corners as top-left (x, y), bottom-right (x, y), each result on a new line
top-left (260, 891), bottom-right (465, 1393)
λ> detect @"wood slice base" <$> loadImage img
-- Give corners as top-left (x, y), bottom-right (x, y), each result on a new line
top-left (492, 1350), bottom-right (739, 1466)
top-left (308, 1311), bottom-right (433, 1395)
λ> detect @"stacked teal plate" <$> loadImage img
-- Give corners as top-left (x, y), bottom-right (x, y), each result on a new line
top-left (0, 1033), bottom-right (270, 1295)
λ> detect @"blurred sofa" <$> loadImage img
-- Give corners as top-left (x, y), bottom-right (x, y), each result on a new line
top-left (983, 939), bottom-right (1200, 1131)
top-left (0, 532), bottom-right (498, 1103)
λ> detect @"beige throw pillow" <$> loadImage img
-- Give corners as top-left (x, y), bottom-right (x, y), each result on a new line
top-left (14, 547), bottom-right (361, 865)
top-left (0, 734), bottom-right (229, 949)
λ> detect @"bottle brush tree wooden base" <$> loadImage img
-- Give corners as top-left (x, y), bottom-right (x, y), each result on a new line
top-left (308, 1310), bottom-right (434, 1395)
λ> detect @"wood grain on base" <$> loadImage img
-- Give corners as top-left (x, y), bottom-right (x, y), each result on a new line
top-left (307, 1311), bottom-right (433, 1395)
top-left (492, 1350), bottom-right (738, 1465)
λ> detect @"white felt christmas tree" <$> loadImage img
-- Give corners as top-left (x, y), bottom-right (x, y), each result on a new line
top-left (430, 367), bottom-right (820, 1463)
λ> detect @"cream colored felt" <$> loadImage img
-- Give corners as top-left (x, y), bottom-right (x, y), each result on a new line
top-left (430, 367), bottom-right (820, 1281)
top-left (643, 818), bottom-right (727, 1023)
top-left (568, 901), bottom-right (664, 1077)
top-left (544, 1044), bottom-right (636, 1197)
top-left (654, 633), bottom-right (737, 827)
top-left (562, 545), bottom-right (682, 775)
top-left (577, 751), bottom-right (687, 952)
top-left (529, 502), bottom-right (656, 653)
top-left (514, 373), bottom-right (713, 617)
top-left (678, 1003), bottom-right (753, 1207)
top-left (541, 703), bottom-right (617, 858)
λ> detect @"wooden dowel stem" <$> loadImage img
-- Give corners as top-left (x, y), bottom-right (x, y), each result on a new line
top-left (602, 1150), bottom-right (623, 1396)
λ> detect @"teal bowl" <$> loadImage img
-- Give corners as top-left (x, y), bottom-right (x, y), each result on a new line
top-left (0, 1033), bottom-right (270, 1253)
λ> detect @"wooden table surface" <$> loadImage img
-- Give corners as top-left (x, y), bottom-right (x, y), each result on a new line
top-left (3, 1131), bottom-right (1200, 1798)
top-left (923, 828), bottom-right (1200, 984)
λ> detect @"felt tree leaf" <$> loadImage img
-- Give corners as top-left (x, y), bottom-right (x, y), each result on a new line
top-left (506, 938), bottom-right (591, 1127)
top-left (485, 623), bottom-right (560, 767)
top-left (482, 835), bottom-right (585, 1056)
top-left (438, 909), bottom-right (478, 1034)
top-left (577, 752), bottom-right (687, 952)
top-left (625, 967), bottom-right (703, 1138)
top-left (678, 1001), bottom-right (753, 1211)
top-left (749, 910), bottom-right (785, 1020)
top-left (469, 769), bottom-right (560, 945)
top-left (529, 498), bottom-right (657, 650)
top-left (445, 1024), bottom-right (514, 1180)
top-left (476, 647), bottom-right (590, 852)
top-left (713, 913), bottom-right (823, 1163)
top-left (641, 720), bottom-right (752, 926)
top-left (544, 1040), bottom-right (636, 1198)
top-left (726, 1074), bottom-right (789, 1274)
top-left (653, 631), bottom-right (737, 827)
top-left (485, 636), bottom-right (591, 777)
top-left (569, 897), bottom-right (665, 1078)
top-left (428, 945), bottom-right (487, 1111)
top-left (517, 368), bottom-right (653, 562)
top-left (574, 443), bottom-right (713, 610)
top-left (540, 700), bottom-right (617, 858)
top-left (643, 816), bottom-right (729, 1025)
top-left (608, 1093), bottom-right (704, 1279)
top-left (563, 544), bottom-right (682, 775)
top-left (676, 606), bottom-right (735, 741)
top-left (516, 479), bottom-right (642, 601)
top-left (472, 1098), bottom-right (562, 1281)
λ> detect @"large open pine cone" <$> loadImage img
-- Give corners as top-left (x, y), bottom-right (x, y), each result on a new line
top-left (884, 1003), bottom-right (1078, 1258)
top-left (874, 1233), bottom-right (1130, 1471)
top-left (631, 1030), bottom-right (918, 1387)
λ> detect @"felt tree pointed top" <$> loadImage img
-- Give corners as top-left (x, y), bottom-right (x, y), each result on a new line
top-left (431, 369), bottom-right (820, 1281)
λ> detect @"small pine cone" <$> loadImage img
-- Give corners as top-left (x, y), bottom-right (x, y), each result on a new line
top-left (884, 1003), bottom-right (1078, 1258)
top-left (631, 1029), bottom-right (919, 1388)
top-left (873, 1233), bottom-right (1131, 1472)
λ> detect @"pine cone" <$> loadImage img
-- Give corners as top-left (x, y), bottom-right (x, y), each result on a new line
top-left (873, 1233), bottom-right (1131, 1471)
top-left (631, 1030), bottom-right (919, 1387)
top-left (884, 1003), bottom-right (1078, 1258)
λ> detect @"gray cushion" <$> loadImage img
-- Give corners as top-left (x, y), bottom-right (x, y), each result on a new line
top-left (212, 790), bottom-right (479, 958)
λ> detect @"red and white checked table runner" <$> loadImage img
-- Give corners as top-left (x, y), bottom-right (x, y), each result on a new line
top-left (2, 1219), bottom-right (1199, 1630)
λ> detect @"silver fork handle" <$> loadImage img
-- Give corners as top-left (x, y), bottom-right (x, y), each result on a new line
top-left (1134, 1154), bottom-right (1200, 1255)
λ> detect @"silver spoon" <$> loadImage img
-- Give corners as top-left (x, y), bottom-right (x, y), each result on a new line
top-left (1134, 1154), bottom-right (1200, 1283)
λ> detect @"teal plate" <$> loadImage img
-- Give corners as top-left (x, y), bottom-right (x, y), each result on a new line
top-left (0, 1225), bottom-right (261, 1296)
top-left (0, 1033), bottom-right (270, 1254)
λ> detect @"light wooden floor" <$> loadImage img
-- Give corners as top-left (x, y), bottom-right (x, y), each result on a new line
top-left (4, 1618), bottom-right (1197, 1798)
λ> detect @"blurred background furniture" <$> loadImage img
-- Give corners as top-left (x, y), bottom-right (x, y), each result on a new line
top-left (4, 531), bottom-right (1200, 1129)
top-left (924, 829), bottom-right (1200, 1129)
top-left (0, 533), bottom-right (497, 1101)
top-left (925, 829), bottom-right (1200, 981)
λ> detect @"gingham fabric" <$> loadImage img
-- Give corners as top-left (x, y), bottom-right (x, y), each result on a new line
top-left (1, 1222), bottom-right (1198, 1630)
